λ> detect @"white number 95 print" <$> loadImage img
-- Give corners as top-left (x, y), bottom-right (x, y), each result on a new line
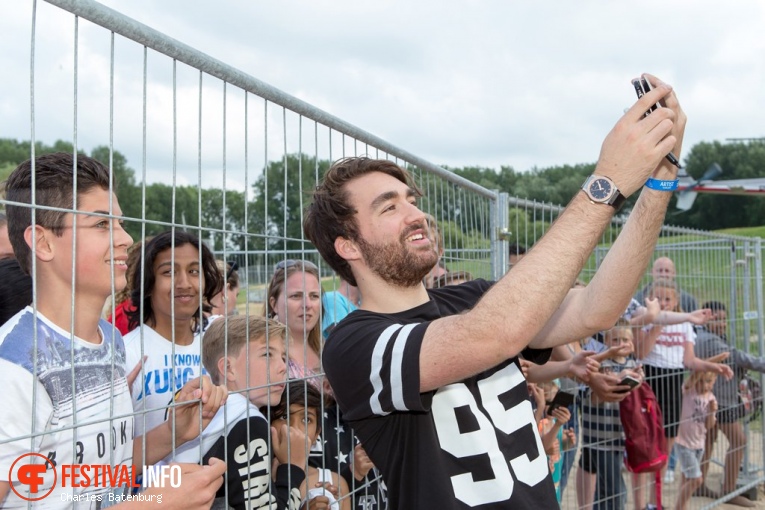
top-left (432, 363), bottom-right (548, 506)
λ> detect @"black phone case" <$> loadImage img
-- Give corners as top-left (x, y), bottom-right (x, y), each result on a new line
top-left (632, 77), bottom-right (660, 116)
top-left (547, 391), bottom-right (575, 411)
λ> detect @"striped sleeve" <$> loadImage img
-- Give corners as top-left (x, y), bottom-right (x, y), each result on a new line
top-left (324, 315), bottom-right (432, 422)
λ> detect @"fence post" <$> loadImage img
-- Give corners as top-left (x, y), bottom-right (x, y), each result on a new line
top-left (491, 191), bottom-right (510, 281)
top-left (733, 238), bottom-right (764, 499)
top-left (755, 237), bottom-right (765, 497)
top-left (741, 240), bottom-right (754, 486)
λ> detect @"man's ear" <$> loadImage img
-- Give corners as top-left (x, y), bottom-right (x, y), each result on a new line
top-left (334, 236), bottom-right (361, 262)
top-left (24, 225), bottom-right (55, 262)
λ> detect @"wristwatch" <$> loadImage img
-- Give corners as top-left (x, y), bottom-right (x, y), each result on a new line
top-left (581, 175), bottom-right (626, 210)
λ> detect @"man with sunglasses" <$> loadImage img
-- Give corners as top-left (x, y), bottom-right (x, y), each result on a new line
top-left (303, 76), bottom-right (685, 509)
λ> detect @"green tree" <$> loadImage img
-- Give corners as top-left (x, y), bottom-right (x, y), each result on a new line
top-left (450, 165), bottom-right (504, 190)
top-left (510, 163), bottom-right (594, 205)
top-left (124, 183), bottom-right (202, 239)
top-left (671, 141), bottom-right (765, 230)
top-left (437, 219), bottom-right (469, 250)
top-left (200, 187), bottom-right (249, 251)
top-left (0, 162), bottom-right (16, 183)
top-left (0, 138), bottom-right (79, 175)
top-left (250, 154), bottom-right (331, 251)
top-left (0, 139), bottom-right (143, 220)
top-left (507, 207), bottom-right (550, 246)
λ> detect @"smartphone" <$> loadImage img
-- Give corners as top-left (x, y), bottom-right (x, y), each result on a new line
top-left (547, 390), bottom-right (575, 413)
top-left (619, 375), bottom-right (641, 390)
top-left (631, 75), bottom-right (682, 168)
top-left (631, 76), bottom-right (661, 117)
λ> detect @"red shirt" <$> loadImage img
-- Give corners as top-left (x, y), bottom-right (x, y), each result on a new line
top-left (108, 300), bottom-right (136, 336)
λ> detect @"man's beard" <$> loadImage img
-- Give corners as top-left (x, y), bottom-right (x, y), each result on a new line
top-left (356, 231), bottom-right (438, 288)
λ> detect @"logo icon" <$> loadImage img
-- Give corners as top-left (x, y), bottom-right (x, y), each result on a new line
top-left (9, 453), bottom-right (56, 501)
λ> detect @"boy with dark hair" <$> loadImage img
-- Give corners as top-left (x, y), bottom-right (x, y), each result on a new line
top-left (303, 75), bottom-right (686, 509)
top-left (0, 152), bottom-right (227, 508)
top-left (272, 381), bottom-right (351, 510)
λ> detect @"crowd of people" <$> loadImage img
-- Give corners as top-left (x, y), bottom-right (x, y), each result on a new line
top-left (0, 153), bottom-right (382, 509)
top-left (1, 74), bottom-right (764, 510)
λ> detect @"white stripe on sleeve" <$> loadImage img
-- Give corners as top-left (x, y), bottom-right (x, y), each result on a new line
top-left (390, 323), bottom-right (417, 411)
top-left (369, 324), bottom-right (403, 416)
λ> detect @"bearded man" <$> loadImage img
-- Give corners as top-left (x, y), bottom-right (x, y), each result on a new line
top-left (303, 75), bottom-right (685, 510)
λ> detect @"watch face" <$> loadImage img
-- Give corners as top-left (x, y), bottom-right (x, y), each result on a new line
top-left (588, 178), bottom-right (613, 201)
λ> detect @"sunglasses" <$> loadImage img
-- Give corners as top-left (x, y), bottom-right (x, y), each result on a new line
top-left (273, 259), bottom-right (319, 272)
top-left (226, 260), bottom-right (239, 280)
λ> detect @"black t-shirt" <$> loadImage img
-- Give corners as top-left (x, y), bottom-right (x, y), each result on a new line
top-left (310, 405), bottom-right (388, 510)
top-left (203, 416), bottom-right (305, 510)
top-left (323, 279), bottom-right (557, 510)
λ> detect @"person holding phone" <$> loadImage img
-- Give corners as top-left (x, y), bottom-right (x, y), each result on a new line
top-left (577, 319), bottom-right (643, 510)
top-left (303, 74), bottom-right (686, 509)
top-left (537, 380), bottom-right (575, 503)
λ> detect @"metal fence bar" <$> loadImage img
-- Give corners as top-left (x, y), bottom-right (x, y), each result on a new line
top-left (4, 2), bottom-right (765, 509)
top-left (43, 0), bottom-right (496, 201)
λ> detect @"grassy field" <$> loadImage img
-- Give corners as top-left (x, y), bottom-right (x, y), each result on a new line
top-left (718, 226), bottom-right (765, 238)
top-left (443, 226), bottom-right (765, 355)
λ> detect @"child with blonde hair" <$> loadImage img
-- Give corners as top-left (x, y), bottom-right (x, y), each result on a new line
top-left (170, 315), bottom-right (310, 509)
top-left (578, 319), bottom-right (642, 510)
top-left (674, 369), bottom-right (721, 510)
top-left (636, 279), bottom-right (732, 464)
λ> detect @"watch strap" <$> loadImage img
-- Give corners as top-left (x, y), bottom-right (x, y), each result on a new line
top-left (608, 190), bottom-right (627, 210)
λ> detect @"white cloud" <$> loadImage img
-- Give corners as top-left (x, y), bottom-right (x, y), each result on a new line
top-left (1, 0), bottom-right (763, 188)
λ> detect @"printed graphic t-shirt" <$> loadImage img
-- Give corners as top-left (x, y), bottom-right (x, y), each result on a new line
top-left (0, 307), bottom-right (133, 508)
top-left (124, 325), bottom-right (205, 436)
top-left (642, 322), bottom-right (696, 369)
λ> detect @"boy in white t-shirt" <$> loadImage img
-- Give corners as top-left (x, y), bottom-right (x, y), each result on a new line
top-left (0, 153), bottom-right (226, 508)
